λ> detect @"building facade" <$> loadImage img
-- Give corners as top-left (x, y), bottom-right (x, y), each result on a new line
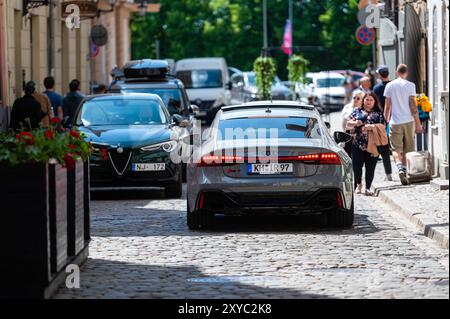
top-left (378, 0), bottom-right (449, 180)
top-left (426, 0), bottom-right (449, 179)
top-left (0, 0), bottom-right (92, 131)
top-left (0, 0), bottom-right (145, 131)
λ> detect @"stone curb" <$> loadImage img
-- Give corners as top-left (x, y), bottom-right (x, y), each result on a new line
top-left (371, 183), bottom-right (449, 250)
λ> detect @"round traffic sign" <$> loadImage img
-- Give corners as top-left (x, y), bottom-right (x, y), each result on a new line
top-left (91, 25), bottom-right (108, 47)
top-left (355, 25), bottom-right (375, 45)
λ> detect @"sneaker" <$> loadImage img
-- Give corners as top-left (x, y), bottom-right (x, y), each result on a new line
top-left (355, 184), bottom-right (362, 194)
top-left (364, 189), bottom-right (374, 196)
top-left (399, 171), bottom-right (409, 186)
top-left (384, 174), bottom-right (393, 182)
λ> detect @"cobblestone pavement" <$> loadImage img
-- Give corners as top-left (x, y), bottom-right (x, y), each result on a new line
top-left (54, 186), bottom-right (449, 299)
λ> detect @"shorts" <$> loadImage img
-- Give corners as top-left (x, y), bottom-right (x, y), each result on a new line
top-left (389, 121), bottom-right (415, 154)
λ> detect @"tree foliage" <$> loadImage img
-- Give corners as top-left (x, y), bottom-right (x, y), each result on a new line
top-left (131, 0), bottom-right (372, 79)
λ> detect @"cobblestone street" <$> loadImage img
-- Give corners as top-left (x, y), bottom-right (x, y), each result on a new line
top-left (54, 186), bottom-right (449, 299)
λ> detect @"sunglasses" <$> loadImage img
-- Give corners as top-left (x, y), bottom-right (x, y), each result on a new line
top-left (353, 96), bottom-right (361, 100)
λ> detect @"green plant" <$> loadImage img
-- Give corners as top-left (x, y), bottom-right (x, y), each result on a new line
top-left (253, 56), bottom-right (277, 100)
top-left (287, 54), bottom-right (309, 85)
top-left (0, 119), bottom-right (92, 169)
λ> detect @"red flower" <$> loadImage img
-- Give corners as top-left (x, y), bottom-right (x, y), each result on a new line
top-left (44, 130), bottom-right (55, 140)
top-left (68, 144), bottom-right (77, 150)
top-left (16, 132), bottom-right (35, 145)
top-left (51, 117), bottom-right (61, 125)
top-left (63, 154), bottom-right (76, 170)
top-left (70, 130), bottom-right (81, 139)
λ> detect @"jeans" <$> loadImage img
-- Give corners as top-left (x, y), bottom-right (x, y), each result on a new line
top-left (377, 144), bottom-right (392, 175)
top-left (352, 145), bottom-right (379, 189)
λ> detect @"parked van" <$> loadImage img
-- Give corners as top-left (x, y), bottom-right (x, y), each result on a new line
top-left (175, 58), bottom-right (232, 112)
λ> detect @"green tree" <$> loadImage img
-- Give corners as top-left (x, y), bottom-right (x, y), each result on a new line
top-left (130, 0), bottom-right (372, 79)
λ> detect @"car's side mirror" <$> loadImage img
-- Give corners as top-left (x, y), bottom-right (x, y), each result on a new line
top-left (325, 122), bottom-right (331, 129)
top-left (171, 114), bottom-right (184, 126)
top-left (334, 131), bottom-right (352, 144)
top-left (189, 104), bottom-right (200, 114)
top-left (226, 81), bottom-right (233, 90)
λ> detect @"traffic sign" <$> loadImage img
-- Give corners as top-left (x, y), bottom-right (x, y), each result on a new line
top-left (355, 25), bottom-right (375, 45)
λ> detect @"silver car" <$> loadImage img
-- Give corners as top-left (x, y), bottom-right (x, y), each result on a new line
top-left (186, 101), bottom-right (354, 230)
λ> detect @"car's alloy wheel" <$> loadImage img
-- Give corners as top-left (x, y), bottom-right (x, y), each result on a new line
top-left (327, 196), bottom-right (354, 228)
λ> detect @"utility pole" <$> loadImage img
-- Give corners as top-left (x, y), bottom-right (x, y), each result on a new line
top-left (263, 0), bottom-right (268, 52)
top-left (289, 0), bottom-right (293, 57)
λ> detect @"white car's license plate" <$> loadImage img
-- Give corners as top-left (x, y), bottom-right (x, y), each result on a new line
top-left (248, 163), bottom-right (294, 175)
top-left (132, 163), bottom-right (166, 172)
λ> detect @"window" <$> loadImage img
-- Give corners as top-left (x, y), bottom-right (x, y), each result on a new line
top-left (176, 70), bottom-right (223, 89)
top-left (122, 88), bottom-right (185, 115)
top-left (77, 99), bottom-right (168, 126)
top-left (218, 117), bottom-right (321, 140)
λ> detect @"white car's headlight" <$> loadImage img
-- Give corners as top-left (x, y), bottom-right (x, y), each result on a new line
top-left (141, 141), bottom-right (178, 153)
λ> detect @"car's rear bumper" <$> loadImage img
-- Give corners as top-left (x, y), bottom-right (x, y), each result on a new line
top-left (193, 188), bottom-right (347, 215)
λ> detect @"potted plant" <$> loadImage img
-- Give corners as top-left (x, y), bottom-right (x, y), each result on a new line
top-left (0, 119), bottom-right (92, 298)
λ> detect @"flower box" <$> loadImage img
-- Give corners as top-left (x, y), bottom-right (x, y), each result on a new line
top-left (0, 163), bottom-right (51, 299)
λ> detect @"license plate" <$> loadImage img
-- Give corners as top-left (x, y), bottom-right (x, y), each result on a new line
top-left (132, 163), bottom-right (166, 172)
top-left (248, 163), bottom-right (294, 175)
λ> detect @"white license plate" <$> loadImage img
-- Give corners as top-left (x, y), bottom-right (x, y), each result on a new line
top-left (132, 163), bottom-right (166, 172)
top-left (249, 163), bottom-right (294, 175)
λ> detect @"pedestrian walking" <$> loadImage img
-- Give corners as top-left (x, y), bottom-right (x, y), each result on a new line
top-left (416, 99), bottom-right (430, 151)
top-left (365, 61), bottom-right (376, 89)
top-left (341, 90), bottom-right (365, 158)
top-left (43, 76), bottom-right (64, 120)
top-left (383, 64), bottom-right (422, 185)
top-left (373, 65), bottom-right (393, 181)
top-left (9, 81), bottom-right (44, 131)
top-left (355, 76), bottom-right (372, 94)
top-left (63, 80), bottom-right (84, 123)
top-left (346, 92), bottom-right (386, 196)
top-left (343, 70), bottom-right (355, 104)
top-left (32, 86), bottom-right (53, 128)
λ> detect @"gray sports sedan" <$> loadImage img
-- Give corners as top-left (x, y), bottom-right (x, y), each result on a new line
top-left (186, 101), bottom-right (354, 230)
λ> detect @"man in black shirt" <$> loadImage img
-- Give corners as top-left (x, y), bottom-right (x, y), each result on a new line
top-left (9, 81), bottom-right (44, 131)
top-left (373, 65), bottom-right (391, 109)
top-left (373, 65), bottom-right (393, 181)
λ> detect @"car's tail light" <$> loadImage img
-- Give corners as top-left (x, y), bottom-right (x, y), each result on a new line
top-left (198, 155), bottom-right (244, 167)
top-left (293, 152), bottom-right (340, 165)
top-left (197, 152), bottom-right (340, 166)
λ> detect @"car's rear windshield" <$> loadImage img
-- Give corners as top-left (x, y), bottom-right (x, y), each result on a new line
top-left (77, 99), bottom-right (168, 126)
top-left (121, 88), bottom-right (185, 115)
top-left (316, 78), bottom-right (344, 88)
top-left (176, 70), bottom-right (223, 89)
top-left (218, 117), bottom-right (321, 140)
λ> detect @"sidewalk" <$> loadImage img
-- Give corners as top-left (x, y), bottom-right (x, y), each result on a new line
top-left (370, 160), bottom-right (449, 249)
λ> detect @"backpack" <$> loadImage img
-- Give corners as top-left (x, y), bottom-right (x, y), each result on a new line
top-left (406, 151), bottom-right (432, 183)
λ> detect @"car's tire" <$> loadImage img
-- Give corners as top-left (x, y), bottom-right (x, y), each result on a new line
top-left (165, 170), bottom-right (182, 198)
top-left (327, 196), bottom-right (354, 228)
top-left (187, 202), bottom-right (214, 230)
